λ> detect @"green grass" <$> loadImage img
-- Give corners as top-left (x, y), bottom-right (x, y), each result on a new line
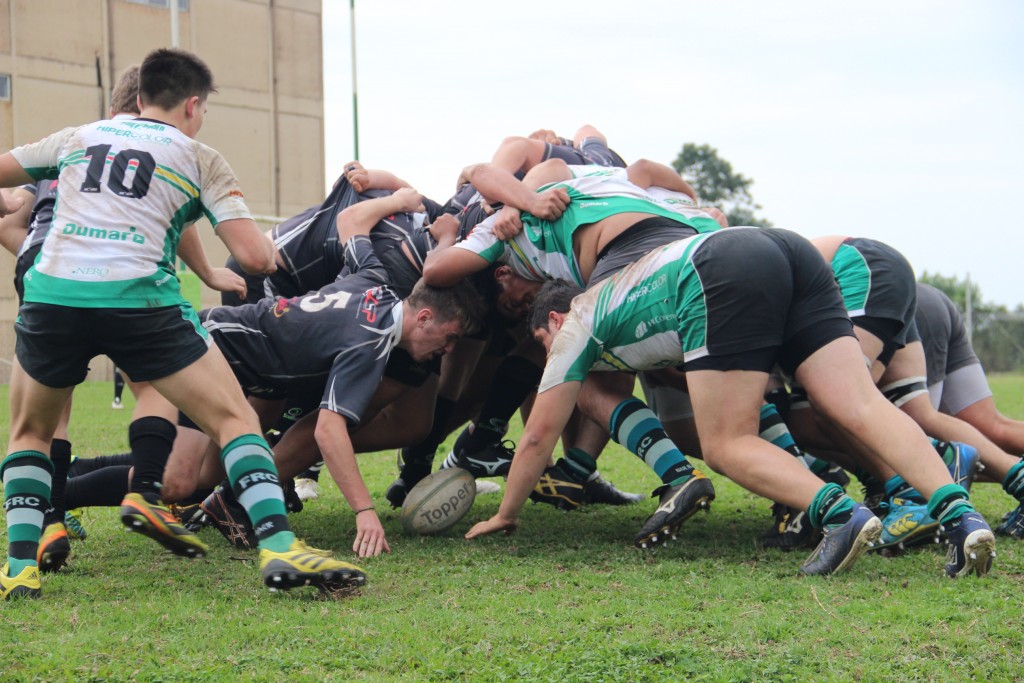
top-left (3, 378), bottom-right (1024, 681)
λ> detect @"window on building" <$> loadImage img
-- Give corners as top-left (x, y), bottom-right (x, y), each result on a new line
top-left (123, 0), bottom-right (190, 10)
top-left (0, 74), bottom-right (10, 101)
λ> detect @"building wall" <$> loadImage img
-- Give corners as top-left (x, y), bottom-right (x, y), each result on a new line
top-left (0, 0), bottom-right (324, 382)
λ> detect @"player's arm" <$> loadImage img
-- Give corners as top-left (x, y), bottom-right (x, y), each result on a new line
top-left (215, 218), bottom-right (277, 275)
top-left (341, 161), bottom-right (411, 193)
top-left (0, 154), bottom-right (34, 216)
top-left (626, 158), bottom-right (698, 202)
top-left (421, 213), bottom-right (492, 286)
top-left (465, 381), bottom-right (582, 539)
top-left (0, 187), bottom-right (35, 255)
top-left (467, 160), bottom-right (570, 221)
top-left (177, 224), bottom-right (247, 299)
top-left (336, 186), bottom-right (424, 242)
top-left (314, 409), bottom-right (391, 558)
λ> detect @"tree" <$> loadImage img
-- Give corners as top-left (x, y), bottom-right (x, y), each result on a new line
top-left (671, 143), bottom-right (772, 227)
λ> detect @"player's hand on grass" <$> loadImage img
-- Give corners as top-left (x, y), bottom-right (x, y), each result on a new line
top-left (493, 205), bottom-right (524, 241)
top-left (205, 267), bottom-right (247, 299)
top-left (527, 187), bottom-right (570, 222)
top-left (353, 510), bottom-right (391, 557)
top-left (465, 514), bottom-right (519, 539)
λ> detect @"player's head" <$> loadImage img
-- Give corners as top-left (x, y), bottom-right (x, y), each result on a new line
top-left (109, 65), bottom-right (141, 117)
top-left (139, 48), bottom-right (216, 135)
top-left (486, 265), bottom-right (543, 320)
top-left (528, 279), bottom-right (583, 351)
top-left (402, 280), bottom-right (486, 361)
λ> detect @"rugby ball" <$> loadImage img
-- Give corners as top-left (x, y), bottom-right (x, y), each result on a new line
top-left (400, 467), bottom-right (477, 535)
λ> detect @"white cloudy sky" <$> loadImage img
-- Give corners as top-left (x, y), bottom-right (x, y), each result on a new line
top-left (322, 0), bottom-right (1024, 307)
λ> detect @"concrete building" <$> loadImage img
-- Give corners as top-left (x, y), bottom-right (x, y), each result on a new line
top-left (0, 0), bottom-right (325, 381)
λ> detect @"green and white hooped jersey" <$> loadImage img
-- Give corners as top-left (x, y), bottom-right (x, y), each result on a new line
top-left (454, 166), bottom-right (720, 287)
top-left (10, 118), bottom-right (251, 308)
top-left (538, 231), bottom-right (725, 393)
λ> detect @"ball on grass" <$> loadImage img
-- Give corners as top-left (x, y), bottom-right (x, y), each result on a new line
top-left (400, 468), bottom-right (477, 535)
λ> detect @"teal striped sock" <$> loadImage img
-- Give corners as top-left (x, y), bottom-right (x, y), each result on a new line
top-left (610, 398), bottom-right (694, 485)
top-left (2, 451), bottom-right (53, 575)
top-left (222, 434), bottom-right (294, 553)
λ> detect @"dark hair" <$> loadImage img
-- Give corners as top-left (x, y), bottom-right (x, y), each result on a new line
top-left (139, 48), bottom-right (216, 111)
top-left (528, 279), bottom-right (583, 331)
top-left (110, 65), bottom-right (141, 116)
top-left (406, 279), bottom-right (486, 336)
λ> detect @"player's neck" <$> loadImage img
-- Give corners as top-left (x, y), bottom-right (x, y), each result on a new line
top-left (137, 105), bottom-right (190, 137)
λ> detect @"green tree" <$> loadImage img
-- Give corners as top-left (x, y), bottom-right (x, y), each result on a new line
top-left (919, 272), bottom-right (1024, 372)
top-left (671, 143), bottom-right (772, 227)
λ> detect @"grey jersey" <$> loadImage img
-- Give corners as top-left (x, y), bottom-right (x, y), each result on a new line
top-left (203, 234), bottom-right (402, 425)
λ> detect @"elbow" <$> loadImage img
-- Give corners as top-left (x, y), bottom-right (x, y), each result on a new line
top-left (421, 261), bottom-right (450, 287)
top-left (236, 249), bottom-right (275, 275)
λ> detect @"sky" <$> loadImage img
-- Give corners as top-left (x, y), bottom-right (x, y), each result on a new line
top-left (321, 0), bottom-right (1024, 308)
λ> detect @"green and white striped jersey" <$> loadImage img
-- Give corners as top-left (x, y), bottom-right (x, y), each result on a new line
top-left (538, 231), bottom-right (727, 392)
top-left (11, 118), bottom-right (251, 308)
top-left (454, 165), bottom-right (720, 286)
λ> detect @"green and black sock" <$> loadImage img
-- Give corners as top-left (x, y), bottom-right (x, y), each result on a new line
top-left (222, 434), bottom-right (294, 552)
top-left (2, 451), bottom-right (53, 575)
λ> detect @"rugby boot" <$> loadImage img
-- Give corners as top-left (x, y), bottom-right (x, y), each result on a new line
top-left (441, 440), bottom-right (514, 479)
top-left (121, 493), bottom-right (209, 558)
top-left (800, 503), bottom-right (882, 576)
top-left (583, 473), bottom-right (643, 506)
top-left (199, 486), bottom-right (257, 550)
top-left (933, 440), bottom-right (981, 491)
top-left (260, 539), bottom-right (368, 593)
top-left (36, 521), bottom-right (71, 573)
top-left (873, 498), bottom-right (941, 553)
top-left (995, 501), bottom-right (1024, 539)
top-left (634, 471), bottom-right (715, 549)
top-left (761, 503), bottom-right (820, 551)
top-left (529, 460), bottom-right (585, 511)
top-left (1, 564), bottom-right (41, 601)
top-left (64, 508), bottom-right (87, 541)
top-left (943, 512), bottom-right (996, 578)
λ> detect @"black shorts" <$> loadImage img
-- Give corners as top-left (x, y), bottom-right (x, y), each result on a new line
top-left (15, 302), bottom-right (210, 388)
top-left (13, 243), bottom-right (41, 306)
top-left (915, 283), bottom-right (979, 385)
top-left (684, 228), bottom-right (855, 375)
top-left (832, 237), bottom-right (917, 355)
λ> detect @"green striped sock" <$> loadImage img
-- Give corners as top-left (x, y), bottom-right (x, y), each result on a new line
top-left (222, 434), bottom-right (294, 553)
top-left (2, 450), bottom-right (53, 575)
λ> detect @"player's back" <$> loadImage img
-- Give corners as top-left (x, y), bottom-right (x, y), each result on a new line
top-left (15, 117), bottom-right (247, 309)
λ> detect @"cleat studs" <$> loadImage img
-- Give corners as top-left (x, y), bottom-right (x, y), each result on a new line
top-left (640, 542), bottom-right (648, 549)
top-left (969, 552), bottom-right (977, 561)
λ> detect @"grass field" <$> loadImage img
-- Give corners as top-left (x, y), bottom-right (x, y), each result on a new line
top-left (2, 377), bottom-right (1024, 682)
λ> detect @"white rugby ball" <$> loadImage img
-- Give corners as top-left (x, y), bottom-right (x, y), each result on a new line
top-left (400, 467), bottom-right (477, 535)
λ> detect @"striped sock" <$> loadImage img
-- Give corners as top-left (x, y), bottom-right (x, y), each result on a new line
top-left (2, 451), bottom-right (53, 575)
top-left (222, 434), bottom-right (294, 553)
top-left (926, 483), bottom-right (975, 525)
top-left (1003, 459), bottom-right (1024, 500)
top-left (759, 404), bottom-right (802, 458)
top-left (609, 398), bottom-right (694, 486)
top-left (808, 482), bottom-right (855, 528)
top-left (563, 448), bottom-right (597, 483)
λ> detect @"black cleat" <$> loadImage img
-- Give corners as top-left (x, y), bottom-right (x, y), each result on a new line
top-left (529, 460), bottom-right (585, 511)
top-left (761, 503), bottom-right (821, 551)
top-left (583, 473), bottom-right (643, 506)
top-left (634, 472), bottom-right (715, 549)
top-left (200, 486), bottom-right (257, 550)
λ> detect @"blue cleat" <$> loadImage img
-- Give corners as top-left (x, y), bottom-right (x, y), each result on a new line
top-left (995, 502), bottom-right (1024, 539)
top-left (800, 503), bottom-right (882, 576)
top-left (943, 512), bottom-right (996, 578)
top-left (873, 499), bottom-right (941, 552)
top-left (933, 440), bottom-right (981, 491)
